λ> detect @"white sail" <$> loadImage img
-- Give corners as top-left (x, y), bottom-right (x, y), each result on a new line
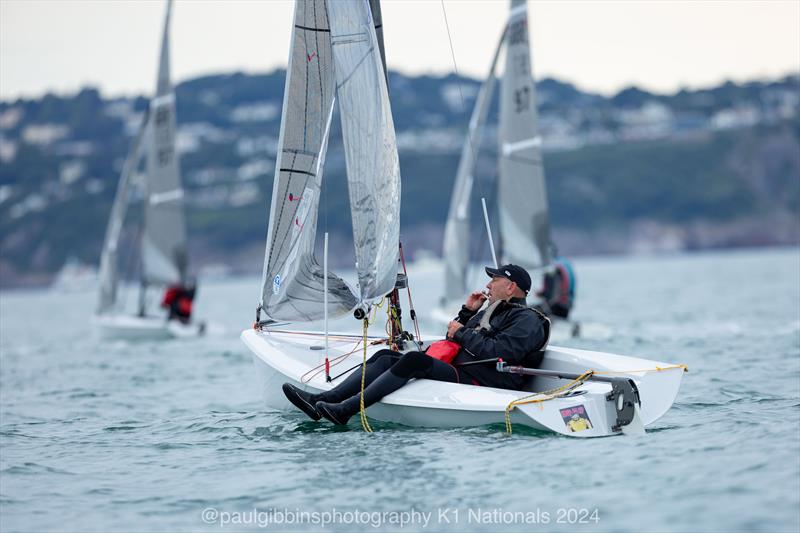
top-left (442, 33), bottom-right (504, 303)
top-left (498, 0), bottom-right (551, 270)
top-left (329, 0), bottom-right (401, 305)
top-left (96, 110), bottom-right (150, 314)
top-left (142, 0), bottom-right (188, 286)
top-left (259, 0), bottom-right (358, 322)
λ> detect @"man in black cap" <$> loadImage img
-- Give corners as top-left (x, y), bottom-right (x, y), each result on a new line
top-left (446, 264), bottom-right (550, 389)
top-left (281, 264), bottom-right (550, 426)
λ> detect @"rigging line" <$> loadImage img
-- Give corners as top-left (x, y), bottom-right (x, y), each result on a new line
top-left (439, 0), bottom-right (489, 205)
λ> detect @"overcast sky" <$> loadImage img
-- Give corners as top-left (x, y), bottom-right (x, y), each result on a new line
top-left (1, 0), bottom-right (798, 101)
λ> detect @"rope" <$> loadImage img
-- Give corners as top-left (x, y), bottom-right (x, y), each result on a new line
top-left (439, 0), bottom-right (489, 211)
top-left (398, 242), bottom-right (422, 347)
top-left (300, 338), bottom-right (364, 383)
top-left (504, 370), bottom-right (595, 435)
top-left (359, 318), bottom-right (373, 433)
top-left (297, 300), bottom-right (390, 383)
top-left (260, 328), bottom-right (383, 341)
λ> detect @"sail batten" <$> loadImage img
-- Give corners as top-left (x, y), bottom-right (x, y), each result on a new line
top-left (498, 0), bottom-right (551, 271)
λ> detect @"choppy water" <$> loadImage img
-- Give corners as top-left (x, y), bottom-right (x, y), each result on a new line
top-left (1, 248), bottom-right (799, 533)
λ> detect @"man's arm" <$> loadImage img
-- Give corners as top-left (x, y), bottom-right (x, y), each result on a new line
top-left (456, 305), bottom-right (477, 325)
top-left (457, 290), bottom-right (487, 325)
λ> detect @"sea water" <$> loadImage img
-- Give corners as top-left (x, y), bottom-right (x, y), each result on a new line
top-left (1, 247), bottom-right (798, 533)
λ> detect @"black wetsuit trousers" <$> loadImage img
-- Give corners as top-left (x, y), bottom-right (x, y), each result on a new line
top-left (317, 349), bottom-right (460, 415)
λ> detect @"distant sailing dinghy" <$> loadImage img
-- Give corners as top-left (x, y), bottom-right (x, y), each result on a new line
top-left (94, 0), bottom-right (203, 340)
top-left (431, 0), bottom-right (580, 339)
top-left (241, 0), bottom-right (685, 437)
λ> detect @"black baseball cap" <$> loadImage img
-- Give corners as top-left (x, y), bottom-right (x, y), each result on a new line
top-left (485, 264), bottom-right (532, 294)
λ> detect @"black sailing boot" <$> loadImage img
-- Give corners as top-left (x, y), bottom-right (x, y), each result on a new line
top-left (282, 383), bottom-right (323, 421)
top-left (316, 370), bottom-right (410, 426)
top-left (282, 355), bottom-right (394, 421)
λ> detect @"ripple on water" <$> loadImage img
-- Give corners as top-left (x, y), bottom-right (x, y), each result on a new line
top-left (1, 250), bottom-right (798, 532)
top-left (2, 463), bottom-right (76, 476)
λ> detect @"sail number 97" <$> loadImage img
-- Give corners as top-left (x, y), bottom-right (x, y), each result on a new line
top-left (514, 86), bottom-right (530, 113)
top-left (556, 508), bottom-right (599, 524)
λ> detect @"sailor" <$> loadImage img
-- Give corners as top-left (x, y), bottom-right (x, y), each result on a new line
top-left (533, 256), bottom-right (575, 320)
top-left (282, 264), bottom-right (550, 426)
top-left (160, 280), bottom-right (196, 324)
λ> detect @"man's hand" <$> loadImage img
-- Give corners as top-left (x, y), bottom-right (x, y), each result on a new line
top-left (447, 320), bottom-right (463, 340)
top-left (465, 290), bottom-right (488, 311)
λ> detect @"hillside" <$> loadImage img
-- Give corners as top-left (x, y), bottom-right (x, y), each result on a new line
top-left (0, 71), bottom-right (798, 287)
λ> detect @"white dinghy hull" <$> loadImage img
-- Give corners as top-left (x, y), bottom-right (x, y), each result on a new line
top-left (94, 314), bottom-right (204, 340)
top-left (241, 328), bottom-right (684, 437)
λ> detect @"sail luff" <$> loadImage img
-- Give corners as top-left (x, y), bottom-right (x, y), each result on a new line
top-left (498, 0), bottom-right (552, 271)
top-left (442, 31), bottom-right (504, 302)
top-left (259, 0), bottom-right (358, 322)
top-left (328, 0), bottom-right (401, 305)
top-left (141, 0), bottom-right (188, 286)
top-left (96, 109), bottom-right (150, 314)
top-left (368, 0), bottom-right (388, 89)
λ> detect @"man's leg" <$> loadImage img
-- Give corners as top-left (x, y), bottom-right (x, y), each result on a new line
top-left (282, 349), bottom-right (400, 420)
top-left (316, 351), bottom-right (460, 425)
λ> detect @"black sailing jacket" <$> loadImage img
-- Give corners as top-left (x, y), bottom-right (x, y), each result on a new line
top-left (450, 296), bottom-right (549, 390)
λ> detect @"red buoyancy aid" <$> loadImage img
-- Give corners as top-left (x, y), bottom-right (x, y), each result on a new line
top-left (161, 287), bottom-right (180, 307)
top-left (177, 297), bottom-right (193, 317)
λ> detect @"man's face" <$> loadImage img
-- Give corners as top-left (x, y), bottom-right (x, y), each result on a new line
top-left (485, 276), bottom-right (515, 303)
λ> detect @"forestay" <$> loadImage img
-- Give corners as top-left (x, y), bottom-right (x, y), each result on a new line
top-left (329, 0), bottom-right (401, 306)
top-left (142, 0), bottom-right (188, 287)
top-left (442, 33), bottom-right (504, 303)
top-left (97, 110), bottom-right (150, 314)
top-left (497, 0), bottom-right (551, 270)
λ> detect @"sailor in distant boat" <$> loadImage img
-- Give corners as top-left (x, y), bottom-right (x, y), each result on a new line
top-left (533, 256), bottom-right (575, 320)
top-left (160, 280), bottom-right (196, 324)
top-left (282, 264), bottom-right (550, 426)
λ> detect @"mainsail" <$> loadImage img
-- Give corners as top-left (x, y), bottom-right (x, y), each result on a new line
top-left (142, 0), bottom-right (188, 286)
top-left (259, 0), bottom-right (399, 321)
top-left (497, 0), bottom-right (551, 270)
top-left (441, 33), bottom-right (504, 303)
top-left (96, 110), bottom-right (150, 314)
